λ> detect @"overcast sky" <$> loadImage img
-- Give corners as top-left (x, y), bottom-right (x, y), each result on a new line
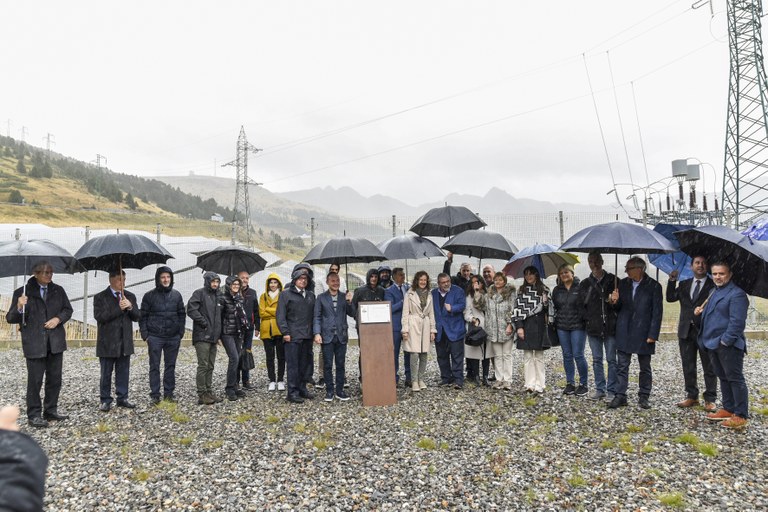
top-left (1, 1), bottom-right (734, 209)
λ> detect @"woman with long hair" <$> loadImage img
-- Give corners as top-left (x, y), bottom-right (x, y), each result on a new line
top-left (401, 271), bottom-right (436, 392)
top-left (464, 275), bottom-right (490, 385)
top-left (512, 266), bottom-right (551, 394)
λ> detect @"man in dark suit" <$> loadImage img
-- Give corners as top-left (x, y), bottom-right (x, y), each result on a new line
top-left (608, 257), bottom-right (662, 410)
top-left (666, 255), bottom-right (717, 411)
top-left (5, 261), bottom-right (73, 428)
top-left (432, 273), bottom-right (467, 389)
top-left (93, 270), bottom-right (140, 412)
top-left (384, 267), bottom-right (411, 387)
top-left (697, 261), bottom-right (750, 430)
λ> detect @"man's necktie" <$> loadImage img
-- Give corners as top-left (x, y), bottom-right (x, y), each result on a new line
top-left (692, 280), bottom-right (701, 302)
top-left (40, 287), bottom-right (47, 302)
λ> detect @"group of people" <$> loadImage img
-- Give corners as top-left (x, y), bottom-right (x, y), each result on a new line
top-left (5, 248), bottom-right (752, 430)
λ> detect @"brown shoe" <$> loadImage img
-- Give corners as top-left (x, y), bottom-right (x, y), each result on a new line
top-left (676, 398), bottom-right (699, 408)
top-left (721, 416), bottom-right (747, 430)
top-left (706, 409), bottom-right (734, 422)
top-left (703, 402), bottom-right (717, 413)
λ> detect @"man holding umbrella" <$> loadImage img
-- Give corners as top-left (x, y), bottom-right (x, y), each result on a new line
top-left (6, 262), bottom-right (73, 428)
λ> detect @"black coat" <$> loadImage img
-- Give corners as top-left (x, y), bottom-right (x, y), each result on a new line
top-left (241, 286), bottom-right (259, 333)
top-left (0, 430), bottom-right (48, 512)
top-left (186, 273), bottom-right (222, 344)
top-left (220, 291), bottom-right (248, 336)
top-left (515, 310), bottom-right (550, 351)
top-left (93, 287), bottom-right (140, 358)
top-left (276, 286), bottom-right (316, 340)
top-left (580, 272), bottom-right (618, 338)
top-left (666, 277), bottom-right (714, 339)
top-left (614, 274), bottom-right (663, 355)
top-left (6, 277), bottom-right (73, 359)
top-left (139, 266), bottom-right (185, 340)
top-left (552, 278), bottom-right (585, 331)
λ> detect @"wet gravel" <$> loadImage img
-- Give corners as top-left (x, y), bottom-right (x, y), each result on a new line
top-left (1, 339), bottom-right (766, 511)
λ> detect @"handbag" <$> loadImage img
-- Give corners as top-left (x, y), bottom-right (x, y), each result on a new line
top-left (465, 324), bottom-right (488, 347)
top-left (545, 316), bottom-right (559, 348)
top-left (239, 349), bottom-right (255, 371)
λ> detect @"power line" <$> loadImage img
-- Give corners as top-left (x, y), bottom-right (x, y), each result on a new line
top-left (606, 50), bottom-right (637, 206)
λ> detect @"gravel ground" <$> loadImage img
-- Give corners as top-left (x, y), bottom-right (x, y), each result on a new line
top-left (1, 339), bottom-right (766, 511)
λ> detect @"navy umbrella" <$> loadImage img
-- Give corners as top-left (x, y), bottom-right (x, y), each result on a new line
top-left (75, 234), bottom-right (174, 272)
top-left (442, 229), bottom-right (518, 271)
top-left (648, 223), bottom-right (695, 280)
top-left (675, 225), bottom-right (768, 298)
top-left (0, 239), bottom-right (84, 277)
top-left (303, 237), bottom-right (385, 288)
top-left (196, 246), bottom-right (267, 276)
top-left (410, 205), bottom-right (486, 237)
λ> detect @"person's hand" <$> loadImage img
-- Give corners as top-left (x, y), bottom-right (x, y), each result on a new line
top-left (16, 295), bottom-right (27, 310)
top-left (430, 333), bottom-right (435, 342)
top-left (283, 335), bottom-right (291, 342)
top-left (0, 405), bottom-right (20, 432)
top-left (345, 291), bottom-right (353, 302)
top-left (119, 297), bottom-right (132, 310)
top-left (446, 251), bottom-right (453, 262)
top-left (313, 334), bottom-right (322, 345)
top-left (542, 292), bottom-right (548, 304)
top-left (646, 338), bottom-right (656, 344)
top-left (444, 303), bottom-right (452, 313)
top-left (505, 324), bottom-right (512, 336)
top-left (402, 332), bottom-right (409, 340)
top-left (473, 318), bottom-right (480, 326)
top-left (669, 270), bottom-right (679, 281)
top-left (43, 317), bottom-right (60, 329)
top-left (694, 306), bottom-right (704, 316)
top-left (516, 327), bottom-right (525, 340)
top-left (610, 289), bottom-right (619, 304)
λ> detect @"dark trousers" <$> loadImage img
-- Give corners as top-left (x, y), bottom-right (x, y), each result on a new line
top-left (221, 334), bottom-right (242, 395)
top-left (147, 336), bottom-right (180, 399)
top-left (615, 350), bottom-right (652, 398)
top-left (99, 355), bottom-right (130, 404)
top-left (263, 335), bottom-right (286, 382)
top-left (194, 341), bottom-right (217, 395)
top-left (679, 330), bottom-right (717, 402)
top-left (238, 327), bottom-right (255, 385)
top-left (322, 339), bottom-right (347, 394)
top-left (285, 338), bottom-right (312, 399)
top-left (466, 358), bottom-right (490, 380)
top-left (436, 337), bottom-right (465, 385)
top-left (25, 352), bottom-right (63, 419)
top-left (709, 344), bottom-right (749, 418)
top-left (392, 331), bottom-right (411, 383)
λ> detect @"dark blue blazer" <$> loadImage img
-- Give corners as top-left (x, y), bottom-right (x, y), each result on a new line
top-left (313, 291), bottom-right (354, 344)
top-left (699, 281), bottom-right (748, 351)
top-left (614, 274), bottom-right (662, 355)
top-left (432, 285), bottom-right (466, 342)
top-left (384, 283), bottom-right (410, 332)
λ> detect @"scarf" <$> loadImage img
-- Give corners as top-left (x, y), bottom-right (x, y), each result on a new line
top-left (268, 290), bottom-right (279, 299)
top-left (511, 284), bottom-right (549, 322)
top-left (415, 287), bottom-right (430, 309)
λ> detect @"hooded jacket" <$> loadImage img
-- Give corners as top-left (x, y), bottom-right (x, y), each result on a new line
top-left (259, 273), bottom-right (283, 339)
top-left (275, 269), bottom-right (316, 340)
top-left (186, 272), bottom-right (222, 343)
top-left (351, 269), bottom-right (385, 319)
top-left (221, 276), bottom-right (248, 336)
top-left (139, 266), bottom-right (186, 340)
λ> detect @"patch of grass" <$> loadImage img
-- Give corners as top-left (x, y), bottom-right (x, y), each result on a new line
top-left (642, 442), bottom-right (658, 453)
top-left (524, 488), bottom-right (536, 504)
top-left (170, 411), bottom-right (190, 424)
top-left (496, 437), bottom-right (509, 447)
top-left (618, 434), bottom-right (634, 453)
top-left (177, 436), bottom-right (194, 446)
top-left (567, 472), bottom-right (586, 487)
top-left (528, 442), bottom-right (544, 453)
top-left (752, 406), bottom-right (768, 416)
top-left (674, 432), bottom-right (700, 446)
top-left (154, 400), bottom-right (178, 413)
top-left (416, 437), bottom-right (437, 450)
top-left (697, 443), bottom-right (719, 457)
top-left (545, 492), bottom-right (556, 501)
top-left (428, 465), bottom-right (436, 474)
top-left (120, 445), bottom-right (131, 459)
top-left (568, 434), bottom-right (579, 443)
top-left (81, 356), bottom-right (98, 362)
top-left (523, 396), bottom-right (537, 407)
top-left (400, 420), bottom-right (417, 429)
top-left (485, 404), bottom-right (500, 414)
top-left (536, 414), bottom-right (558, 424)
top-left (131, 468), bottom-right (152, 482)
top-left (232, 413), bottom-right (254, 424)
top-left (118, 434), bottom-right (129, 443)
top-left (647, 468), bottom-right (663, 477)
top-left (265, 415), bottom-right (281, 424)
top-left (313, 438), bottom-right (328, 450)
top-left (294, 422), bottom-right (308, 433)
top-left (439, 441), bottom-right (449, 451)
top-left (600, 439), bottom-right (616, 449)
top-left (507, 418), bottom-right (520, 426)
top-left (203, 439), bottom-right (224, 450)
top-left (626, 424), bottom-right (645, 433)
top-left (658, 492), bottom-right (685, 508)
top-left (95, 422), bottom-right (111, 433)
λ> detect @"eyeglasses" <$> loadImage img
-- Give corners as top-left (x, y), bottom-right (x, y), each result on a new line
top-left (624, 266), bottom-right (640, 271)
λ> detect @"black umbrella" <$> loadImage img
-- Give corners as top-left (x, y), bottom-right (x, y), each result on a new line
top-left (0, 239), bottom-right (84, 277)
top-left (303, 237), bottom-right (385, 289)
top-left (377, 234), bottom-right (445, 280)
top-left (442, 229), bottom-right (518, 270)
top-left (674, 225), bottom-right (768, 298)
top-left (74, 234), bottom-right (173, 273)
top-left (410, 205), bottom-right (486, 237)
top-left (196, 246), bottom-right (267, 276)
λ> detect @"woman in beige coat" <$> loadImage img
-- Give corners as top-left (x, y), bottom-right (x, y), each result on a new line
top-left (401, 271), bottom-right (436, 392)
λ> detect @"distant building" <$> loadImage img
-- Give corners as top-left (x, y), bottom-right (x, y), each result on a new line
top-left (210, 213), bottom-right (224, 223)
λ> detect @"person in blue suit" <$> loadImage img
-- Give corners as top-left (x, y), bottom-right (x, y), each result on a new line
top-left (313, 272), bottom-right (354, 402)
top-left (697, 261), bottom-right (750, 430)
top-left (608, 257), bottom-right (662, 410)
top-left (432, 273), bottom-right (466, 389)
top-left (384, 267), bottom-right (411, 387)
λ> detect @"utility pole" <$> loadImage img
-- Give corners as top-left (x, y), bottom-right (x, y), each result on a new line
top-left (391, 215), bottom-right (397, 238)
top-left (310, 217), bottom-right (316, 247)
top-left (82, 226), bottom-right (90, 340)
top-left (6, 119), bottom-right (11, 138)
top-left (94, 154), bottom-right (107, 170)
top-left (20, 126), bottom-right (28, 143)
top-left (43, 133), bottom-right (55, 158)
top-left (224, 126), bottom-right (261, 248)
top-left (558, 211), bottom-right (565, 245)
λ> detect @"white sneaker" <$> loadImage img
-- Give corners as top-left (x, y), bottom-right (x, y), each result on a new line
top-left (277, 381), bottom-right (285, 391)
top-left (268, 382), bottom-right (276, 391)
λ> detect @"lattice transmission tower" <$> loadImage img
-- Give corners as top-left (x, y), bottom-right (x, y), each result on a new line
top-left (722, 0), bottom-right (768, 228)
top-left (224, 126), bottom-right (261, 247)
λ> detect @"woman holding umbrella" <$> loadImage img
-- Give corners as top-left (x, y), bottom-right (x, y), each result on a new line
top-left (220, 276), bottom-right (249, 401)
top-left (512, 266), bottom-right (551, 394)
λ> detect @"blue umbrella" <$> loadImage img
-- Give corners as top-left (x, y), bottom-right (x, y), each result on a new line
top-left (741, 217), bottom-right (768, 240)
top-left (502, 243), bottom-right (580, 279)
top-left (648, 223), bottom-right (695, 279)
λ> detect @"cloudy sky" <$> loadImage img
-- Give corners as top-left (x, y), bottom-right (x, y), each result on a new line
top-left (1, 1), bottom-right (733, 209)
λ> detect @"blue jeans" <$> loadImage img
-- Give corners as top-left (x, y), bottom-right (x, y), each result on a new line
top-left (392, 331), bottom-right (412, 383)
top-left (709, 344), bottom-right (749, 418)
top-left (100, 355), bottom-right (131, 404)
top-left (221, 334), bottom-right (242, 395)
top-left (558, 329), bottom-right (588, 386)
top-left (588, 335), bottom-right (617, 394)
top-left (147, 336), bottom-right (180, 399)
top-left (322, 339), bottom-right (347, 394)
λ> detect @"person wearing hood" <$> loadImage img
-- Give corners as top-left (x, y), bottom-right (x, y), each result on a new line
top-left (93, 269), bottom-right (140, 412)
top-left (237, 271), bottom-right (259, 390)
top-left (259, 273), bottom-right (286, 391)
top-left (291, 262), bottom-right (319, 386)
top-left (377, 265), bottom-right (393, 289)
top-left (220, 276), bottom-right (249, 401)
top-left (351, 269), bottom-right (385, 383)
top-left (6, 261), bottom-right (73, 428)
top-left (187, 272), bottom-right (223, 405)
top-left (139, 266), bottom-right (186, 405)
top-left (552, 264), bottom-right (589, 397)
top-left (276, 266), bottom-right (317, 403)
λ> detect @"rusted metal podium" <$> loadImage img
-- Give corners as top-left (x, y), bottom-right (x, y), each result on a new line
top-left (357, 301), bottom-right (397, 406)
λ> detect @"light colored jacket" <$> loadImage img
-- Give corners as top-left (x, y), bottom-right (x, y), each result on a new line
top-left (485, 284), bottom-right (516, 344)
top-left (401, 288), bottom-right (437, 354)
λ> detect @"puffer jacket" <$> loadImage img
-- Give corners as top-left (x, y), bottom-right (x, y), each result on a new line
top-left (186, 272), bottom-right (222, 343)
top-left (552, 277), bottom-right (585, 331)
top-left (259, 273), bottom-right (283, 339)
top-left (485, 283), bottom-right (516, 344)
top-left (139, 266), bottom-right (185, 340)
top-left (221, 276), bottom-right (248, 336)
